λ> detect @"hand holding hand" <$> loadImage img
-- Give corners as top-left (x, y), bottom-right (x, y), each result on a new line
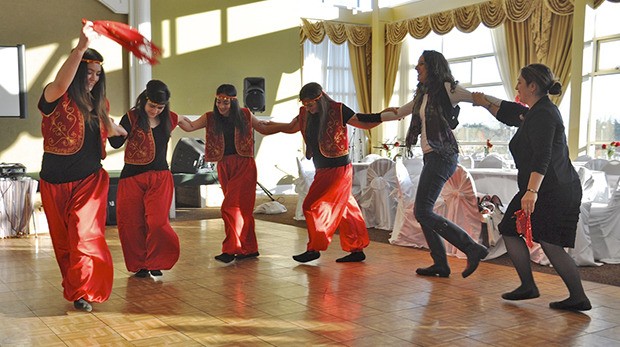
top-left (471, 92), bottom-right (487, 107)
top-left (381, 107), bottom-right (399, 114)
top-left (380, 111), bottom-right (404, 122)
top-left (109, 122), bottom-right (128, 137)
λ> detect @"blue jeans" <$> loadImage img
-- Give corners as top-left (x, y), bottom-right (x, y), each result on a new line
top-left (414, 152), bottom-right (480, 268)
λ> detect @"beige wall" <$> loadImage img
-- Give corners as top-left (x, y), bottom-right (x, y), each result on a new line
top-left (0, 0), bottom-right (479, 187)
top-left (0, 0), bottom-right (129, 173)
top-left (150, 0), bottom-right (304, 187)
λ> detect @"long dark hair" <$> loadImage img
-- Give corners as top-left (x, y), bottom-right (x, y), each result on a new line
top-left (213, 84), bottom-right (247, 134)
top-left (67, 48), bottom-right (111, 131)
top-left (299, 82), bottom-right (336, 136)
top-left (134, 79), bottom-right (172, 134)
top-left (415, 50), bottom-right (457, 106)
top-left (406, 50), bottom-right (458, 148)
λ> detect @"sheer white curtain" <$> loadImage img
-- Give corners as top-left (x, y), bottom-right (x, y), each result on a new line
top-left (491, 24), bottom-right (515, 101)
top-left (303, 39), bottom-right (366, 162)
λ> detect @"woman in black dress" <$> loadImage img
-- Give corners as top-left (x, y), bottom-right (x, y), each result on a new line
top-left (473, 63), bottom-right (590, 311)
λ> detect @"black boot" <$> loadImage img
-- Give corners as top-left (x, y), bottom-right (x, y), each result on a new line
top-left (416, 264), bottom-right (450, 277)
top-left (462, 244), bottom-right (489, 278)
top-left (430, 220), bottom-right (487, 278)
top-left (419, 223), bottom-right (451, 276)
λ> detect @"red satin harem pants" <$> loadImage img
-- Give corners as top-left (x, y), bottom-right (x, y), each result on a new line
top-left (40, 168), bottom-right (114, 303)
top-left (302, 164), bottom-right (369, 252)
top-left (217, 154), bottom-right (258, 255)
top-left (116, 170), bottom-right (180, 272)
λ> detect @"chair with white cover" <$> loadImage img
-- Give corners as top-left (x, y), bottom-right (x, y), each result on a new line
top-left (390, 159), bottom-right (427, 248)
top-left (359, 158), bottom-right (400, 230)
top-left (293, 157), bottom-right (315, 221)
top-left (477, 153), bottom-right (504, 168)
top-left (584, 158), bottom-right (609, 171)
top-left (589, 177), bottom-right (620, 264)
top-left (601, 160), bottom-right (620, 191)
top-left (566, 166), bottom-right (600, 266)
top-left (458, 155), bottom-right (475, 169)
top-left (574, 154), bottom-right (592, 163)
top-left (390, 164), bottom-right (484, 260)
top-left (402, 157), bottom-right (423, 181)
top-left (435, 165), bottom-right (484, 258)
top-left (361, 153), bottom-right (381, 163)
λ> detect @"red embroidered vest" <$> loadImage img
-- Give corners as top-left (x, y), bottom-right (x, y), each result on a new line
top-left (203, 108), bottom-right (254, 162)
top-left (124, 110), bottom-right (179, 165)
top-left (41, 93), bottom-right (109, 159)
top-left (298, 101), bottom-right (348, 159)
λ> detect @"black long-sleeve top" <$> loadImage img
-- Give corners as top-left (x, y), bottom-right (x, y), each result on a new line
top-left (496, 97), bottom-right (578, 193)
top-left (108, 114), bottom-right (171, 179)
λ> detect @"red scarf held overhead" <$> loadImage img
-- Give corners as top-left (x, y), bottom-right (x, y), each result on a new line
top-left (84, 18), bottom-right (162, 65)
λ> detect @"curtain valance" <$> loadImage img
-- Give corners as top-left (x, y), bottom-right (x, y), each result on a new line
top-left (301, 18), bottom-right (371, 47)
top-left (385, 0), bottom-right (577, 43)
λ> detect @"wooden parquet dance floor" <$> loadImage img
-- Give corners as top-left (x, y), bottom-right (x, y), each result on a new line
top-left (1, 217), bottom-right (620, 346)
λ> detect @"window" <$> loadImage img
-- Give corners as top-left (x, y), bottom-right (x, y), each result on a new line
top-left (303, 40), bottom-right (359, 110)
top-left (303, 39), bottom-right (366, 161)
top-left (391, 26), bottom-right (512, 158)
top-left (583, 1), bottom-right (620, 157)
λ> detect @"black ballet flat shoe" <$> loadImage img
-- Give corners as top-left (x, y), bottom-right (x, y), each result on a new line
top-left (293, 250), bottom-right (320, 263)
top-left (416, 265), bottom-right (450, 278)
top-left (215, 253), bottom-right (235, 263)
top-left (336, 251), bottom-right (366, 263)
top-left (73, 298), bottom-right (93, 312)
top-left (236, 252), bottom-right (260, 260)
top-left (134, 269), bottom-right (150, 278)
top-left (462, 245), bottom-right (489, 278)
top-left (501, 287), bottom-right (540, 301)
top-left (150, 270), bottom-right (163, 276)
top-left (549, 298), bottom-right (592, 311)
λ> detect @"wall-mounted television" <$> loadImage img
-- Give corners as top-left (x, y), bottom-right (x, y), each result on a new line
top-left (0, 44), bottom-right (27, 118)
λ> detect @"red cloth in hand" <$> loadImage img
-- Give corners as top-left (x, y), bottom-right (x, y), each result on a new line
top-left (84, 18), bottom-right (162, 65)
top-left (514, 209), bottom-right (534, 248)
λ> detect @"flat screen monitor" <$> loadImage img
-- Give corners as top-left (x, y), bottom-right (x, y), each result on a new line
top-left (0, 44), bottom-right (27, 118)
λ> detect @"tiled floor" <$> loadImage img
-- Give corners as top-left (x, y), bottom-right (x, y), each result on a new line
top-left (1, 217), bottom-right (620, 346)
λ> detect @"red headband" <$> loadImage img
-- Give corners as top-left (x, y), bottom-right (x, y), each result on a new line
top-left (216, 94), bottom-right (237, 100)
top-left (81, 58), bottom-right (103, 65)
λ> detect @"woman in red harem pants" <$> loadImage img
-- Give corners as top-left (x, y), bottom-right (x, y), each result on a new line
top-left (266, 82), bottom-right (404, 263)
top-left (38, 21), bottom-right (127, 312)
top-left (178, 84), bottom-right (280, 263)
top-left (109, 80), bottom-right (180, 278)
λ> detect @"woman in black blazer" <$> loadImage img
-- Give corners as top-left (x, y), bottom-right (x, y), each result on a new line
top-left (473, 63), bottom-right (591, 311)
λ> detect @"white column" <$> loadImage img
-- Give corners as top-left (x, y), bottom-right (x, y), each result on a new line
top-left (128, 0), bottom-right (153, 103)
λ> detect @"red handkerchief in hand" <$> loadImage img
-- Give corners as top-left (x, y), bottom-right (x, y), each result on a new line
top-left (514, 209), bottom-right (533, 248)
top-left (84, 18), bottom-right (162, 65)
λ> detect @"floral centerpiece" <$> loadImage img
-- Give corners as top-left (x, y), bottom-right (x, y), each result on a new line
top-left (484, 139), bottom-right (493, 156)
top-left (602, 141), bottom-right (619, 159)
top-left (378, 138), bottom-right (402, 159)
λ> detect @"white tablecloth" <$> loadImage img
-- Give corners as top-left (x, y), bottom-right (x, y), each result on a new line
top-left (0, 177), bottom-right (38, 238)
top-left (468, 168), bottom-right (518, 205)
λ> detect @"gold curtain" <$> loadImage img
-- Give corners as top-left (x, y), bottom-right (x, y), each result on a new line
top-left (384, 42), bottom-right (402, 108)
top-left (348, 42), bottom-right (372, 113)
top-left (384, 0), bottom-right (574, 41)
top-left (300, 18), bottom-right (372, 112)
top-left (384, 0), bottom-right (575, 105)
top-left (504, 1), bottom-right (573, 104)
top-left (300, 19), bottom-right (373, 146)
